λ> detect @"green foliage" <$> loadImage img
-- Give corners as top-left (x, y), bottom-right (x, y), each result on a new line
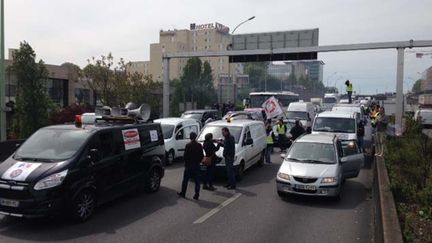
top-left (171, 58), bottom-right (217, 115)
top-left (8, 42), bottom-right (53, 138)
top-left (411, 79), bottom-right (423, 93)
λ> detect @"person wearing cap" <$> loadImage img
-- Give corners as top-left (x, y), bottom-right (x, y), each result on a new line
top-left (345, 80), bottom-right (353, 104)
top-left (276, 118), bottom-right (288, 152)
top-left (289, 119), bottom-right (305, 141)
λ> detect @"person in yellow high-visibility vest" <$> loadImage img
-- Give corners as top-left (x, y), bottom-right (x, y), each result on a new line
top-left (345, 80), bottom-right (353, 104)
top-left (265, 124), bottom-right (275, 164)
top-left (276, 118), bottom-right (287, 152)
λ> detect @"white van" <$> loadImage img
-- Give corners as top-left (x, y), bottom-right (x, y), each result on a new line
top-left (286, 102), bottom-right (316, 132)
top-left (154, 118), bottom-right (200, 165)
top-left (198, 120), bottom-right (267, 180)
top-left (414, 109), bottom-right (432, 128)
top-left (323, 93), bottom-right (340, 111)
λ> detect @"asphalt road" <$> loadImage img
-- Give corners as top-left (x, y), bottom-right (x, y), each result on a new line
top-left (0, 153), bottom-right (375, 243)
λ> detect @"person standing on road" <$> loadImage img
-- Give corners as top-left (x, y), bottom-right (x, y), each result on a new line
top-left (203, 133), bottom-right (220, 191)
top-left (276, 118), bottom-right (288, 152)
top-left (289, 119), bottom-right (305, 141)
top-left (178, 132), bottom-right (204, 200)
top-left (265, 124), bottom-right (275, 164)
top-left (345, 80), bottom-right (353, 104)
top-left (375, 107), bottom-right (388, 157)
top-left (219, 127), bottom-right (236, 190)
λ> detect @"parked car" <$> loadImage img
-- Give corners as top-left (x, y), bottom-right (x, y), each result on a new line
top-left (0, 118), bottom-right (165, 221)
top-left (197, 119), bottom-right (266, 180)
top-left (414, 109), bottom-right (432, 128)
top-left (154, 118), bottom-right (200, 165)
top-left (276, 133), bottom-right (364, 199)
top-left (286, 102), bottom-right (316, 132)
top-left (181, 109), bottom-right (219, 128)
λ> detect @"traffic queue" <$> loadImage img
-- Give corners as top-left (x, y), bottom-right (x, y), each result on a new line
top-left (0, 95), bottom-right (381, 222)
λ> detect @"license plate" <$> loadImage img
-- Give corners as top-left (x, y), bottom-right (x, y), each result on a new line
top-left (0, 198), bottom-right (19, 208)
top-left (295, 184), bottom-right (316, 191)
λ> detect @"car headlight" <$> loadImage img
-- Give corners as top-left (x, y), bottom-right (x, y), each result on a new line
top-left (34, 170), bottom-right (68, 190)
top-left (277, 172), bottom-right (290, 181)
top-left (321, 177), bottom-right (337, 184)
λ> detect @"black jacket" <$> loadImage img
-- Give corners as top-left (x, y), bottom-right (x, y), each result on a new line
top-left (203, 140), bottom-right (220, 164)
top-left (184, 140), bottom-right (204, 169)
top-left (290, 125), bottom-right (305, 141)
top-left (222, 134), bottom-right (235, 158)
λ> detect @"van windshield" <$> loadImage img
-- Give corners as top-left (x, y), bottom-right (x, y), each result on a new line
top-left (14, 128), bottom-right (91, 162)
top-left (286, 111), bottom-right (308, 120)
top-left (324, 97), bottom-right (337, 104)
top-left (161, 124), bottom-right (175, 139)
top-left (313, 117), bottom-right (356, 133)
top-left (198, 126), bottom-right (242, 143)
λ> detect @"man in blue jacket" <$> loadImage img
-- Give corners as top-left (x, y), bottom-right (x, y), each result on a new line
top-left (220, 127), bottom-right (236, 190)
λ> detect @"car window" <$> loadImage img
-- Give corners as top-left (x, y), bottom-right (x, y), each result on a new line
top-left (161, 124), bottom-right (175, 139)
top-left (139, 126), bottom-right (162, 148)
top-left (99, 131), bottom-right (115, 159)
top-left (341, 140), bottom-right (360, 156)
top-left (183, 125), bottom-right (198, 139)
top-left (287, 142), bottom-right (336, 164)
top-left (198, 125), bottom-right (243, 143)
top-left (243, 127), bottom-right (252, 145)
top-left (313, 117), bottom-right (356, 133)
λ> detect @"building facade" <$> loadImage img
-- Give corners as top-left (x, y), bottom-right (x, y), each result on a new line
top-left (127, 22), bottom-right (247, 103)
top-left (421, 66), bottom-right (432, 92)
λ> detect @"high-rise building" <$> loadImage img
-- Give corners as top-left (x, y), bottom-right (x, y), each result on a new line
top-left (127, 22), bottom-right (247, 103)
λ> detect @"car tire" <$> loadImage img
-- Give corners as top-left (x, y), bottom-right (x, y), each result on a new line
top-left (70, 190), bottom-right (96, 222)
top-left (236, 162), bottom-right (245, 181)
top-left (166, 150), bottom-right (175, 165)
top-left (145, 167), bottom-right (162, 193)
top-left (257, 150), bottom-right (265, 167)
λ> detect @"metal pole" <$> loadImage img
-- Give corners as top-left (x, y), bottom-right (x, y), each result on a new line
top-left (0, 0), bottom-right (6, 141)
top-left (162, 57), bottom-right (170, 117)
top-left (395, 48), bottom-right (404, 131)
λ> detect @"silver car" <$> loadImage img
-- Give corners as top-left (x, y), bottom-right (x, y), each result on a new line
top-left (276, 133), bottom-right (364, 199)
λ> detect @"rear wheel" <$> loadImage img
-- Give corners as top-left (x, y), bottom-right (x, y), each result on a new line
top-left (145, 167), bottom-right (162, 193)
top-left (70, 190), bottom-right (96, 222)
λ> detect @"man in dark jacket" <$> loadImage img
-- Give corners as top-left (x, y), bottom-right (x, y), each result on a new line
top-left (178, 132), bottom-right (204, 200)
top-left (289, 119), bottom-right (305, 141)
top-left (220, 127), bottom-right (236, 190)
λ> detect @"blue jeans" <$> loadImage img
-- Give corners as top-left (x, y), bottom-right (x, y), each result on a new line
top-left (225, 157), bottom-right (236, 187)
top-left (265, 144), bottom-right (272, 163)
top-left (180, 167), bottom-right (200, 196)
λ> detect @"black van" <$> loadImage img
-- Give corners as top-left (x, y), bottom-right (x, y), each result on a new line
top-left (0, 122), bottom-right (165, 221)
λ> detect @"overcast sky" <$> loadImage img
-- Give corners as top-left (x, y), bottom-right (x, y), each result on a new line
top-left (5, 0), bottom-right (432, 94)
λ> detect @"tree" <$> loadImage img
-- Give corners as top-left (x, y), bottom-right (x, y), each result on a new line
top-left (8, 42), bottom-right (53, 138)
top-left (412, 79), bottom-right (423, 93)
top-left (173, 58), bottom-right (217, 112)
top-left (243, 62), bottom-right (267, 91)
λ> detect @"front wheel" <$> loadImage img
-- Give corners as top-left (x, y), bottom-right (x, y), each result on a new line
top-left (70, 190), bottom-right (96, 222)
top-left (236, 162), bottom-right (245, 181)
top-left (166, 150), bottom-right (175, 165)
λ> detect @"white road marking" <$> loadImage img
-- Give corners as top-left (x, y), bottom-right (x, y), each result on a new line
top-left (193, 193), bottom-right (242, 224)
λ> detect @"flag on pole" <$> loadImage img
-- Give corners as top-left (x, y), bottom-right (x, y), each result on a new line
top-left (262, 96), bottom-right (283, 119)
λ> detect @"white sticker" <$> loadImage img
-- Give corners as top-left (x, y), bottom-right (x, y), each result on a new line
top-left (150, 130), bottom-right (158, 142)
top-left (122, 128), bottom-right (141, 150)
top-left (2, 162), bottom-right (42, 181)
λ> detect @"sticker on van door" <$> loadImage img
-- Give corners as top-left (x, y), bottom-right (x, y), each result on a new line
top-left (122, 128), bottom-right (141, 150)
top-left (149, 130), bottom-right (158, 142)
top-left (1, 162), bottom-right (42, 181)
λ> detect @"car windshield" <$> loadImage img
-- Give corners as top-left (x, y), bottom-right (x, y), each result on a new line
top-left (324, 97), bottom-right (337, 104)
top-left (161, 124), bottom-right (175, 139)
top-left (287, 142), bottom-right (336, 164)
top-left (286, 111), bottom-right (308, 120)
top-left (181, 113), bottom-right (203, 121)
top-left (14, 128), bottom-right (91, 162)
top-left (198, 125), bottom-right (242, 143)
top-left (313, 117), bottom-right (356, 133)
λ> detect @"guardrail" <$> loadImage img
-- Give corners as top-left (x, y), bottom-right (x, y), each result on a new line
top-left (373, 155), bottom-right (404, 243)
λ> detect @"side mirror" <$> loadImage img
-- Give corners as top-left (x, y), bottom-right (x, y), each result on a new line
top-left (176, 133), bottom-right (183, 140)
top-left (245, 138), bottom-right (253, 146)
top-left (280, 153), bottom-right (286, 159)
top-left (88, 148), bottom-right (100, 163)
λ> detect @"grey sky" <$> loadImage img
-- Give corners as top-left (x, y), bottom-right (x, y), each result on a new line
top-left (5, 0), bottom-right (432, 94)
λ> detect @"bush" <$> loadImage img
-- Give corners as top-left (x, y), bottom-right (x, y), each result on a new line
top-left (51, 104), bottom-right (94, 124)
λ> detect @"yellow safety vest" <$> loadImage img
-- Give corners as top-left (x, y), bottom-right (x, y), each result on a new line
top-left (346, 83), bottom-right (353, 92)
top-left (276, 124), bottom-right (286, 135)
top-left (266, 132), bottom-right (274, 144)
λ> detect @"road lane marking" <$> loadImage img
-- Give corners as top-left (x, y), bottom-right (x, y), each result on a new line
top-left (193, 193), bottom-right (242, 224)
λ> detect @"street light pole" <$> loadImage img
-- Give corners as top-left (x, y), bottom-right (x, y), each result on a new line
top-left (0, 0), bottom-right (6, 141)
top-left (228, 16), bottom-right (255, 103)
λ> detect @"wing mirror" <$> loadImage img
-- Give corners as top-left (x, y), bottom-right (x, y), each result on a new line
top-left (340, 156), bottom-right (350, 164)
top-left (280, 153), bottom-right (286, 159)
top-left (88, 148), bottom-right (100, 163)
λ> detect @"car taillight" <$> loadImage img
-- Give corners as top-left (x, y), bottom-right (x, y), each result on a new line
top-left (75, 115), bottom-right (82, 128)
